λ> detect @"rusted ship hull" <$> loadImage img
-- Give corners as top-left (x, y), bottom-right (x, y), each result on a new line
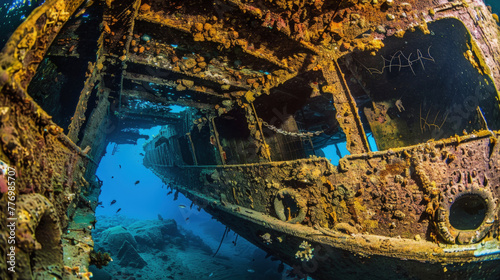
top-left (203, 205), bottom-right (500, 280)
top-left (145, 130), bottom-right (500, 280)
top-left (180, 196), bottom-right (500, 280)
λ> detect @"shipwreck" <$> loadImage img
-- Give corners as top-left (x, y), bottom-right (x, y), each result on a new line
top-left (1, 0), bottom-right (500, 279)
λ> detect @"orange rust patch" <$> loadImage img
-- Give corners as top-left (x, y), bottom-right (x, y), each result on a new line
top-left (380, 161), bottom-right (408, 177)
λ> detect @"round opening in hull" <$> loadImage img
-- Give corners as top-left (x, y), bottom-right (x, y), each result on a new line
top-left (449, 194), bottom-right (487, 230)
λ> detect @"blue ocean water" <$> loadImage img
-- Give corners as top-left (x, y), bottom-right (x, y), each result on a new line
top-left (93, 126), bottom-right (290, 279)
top-left (93, 121), bottom-right (372, 279)
top-left (321, 133), bottom-right (377, 165)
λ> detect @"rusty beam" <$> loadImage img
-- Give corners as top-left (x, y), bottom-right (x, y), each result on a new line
top-left (321, 59), bottom-right (369, 154)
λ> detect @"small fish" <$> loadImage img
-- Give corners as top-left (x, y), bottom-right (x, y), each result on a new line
top-left (247, 269), bottom-right (255, 273)
top-left (111, 176), bottom-right (114, 179)
top-left (209, 272), bottom-right (213, 277)
top-left (119, 165), bottom-right (121, 168)
top-left (185, 217), bottom-right (189, 221)
top-left (99, 206), bottom-right (104, 208)
top-left (135, 180), bottom-right (140, 185)
top-left (167, 190), bottom-right (173, 195)
top-left (178, 205), bottom-right (186, 209)
top-left (110, 200), bottom-right (116, 206)
top-left (139, 153), bottom-right (144, 156)
top-left (97, 202), bottom-right (102, 206)
top-left (116, 208), bottom-right (121, 213)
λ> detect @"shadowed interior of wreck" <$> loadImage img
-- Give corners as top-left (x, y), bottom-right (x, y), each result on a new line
top-left (23, 0), bottom-right (357, 166)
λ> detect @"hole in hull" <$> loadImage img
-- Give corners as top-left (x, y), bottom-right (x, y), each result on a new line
top-left (449, 194), bottom-right (487, 230)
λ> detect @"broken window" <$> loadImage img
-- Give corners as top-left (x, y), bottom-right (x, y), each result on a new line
top-left (188, 113), bottom-right (219, 166)
top-left (26, 3), bottom-right (101, 132)
top-left (340, 18), bottom-right (500, 150)
top-left (28, 57), bottom-right (93, 131)
top-left (214, 107), bottom-right (259, 165)
top-left (253, 71), bottom-right (344, 161)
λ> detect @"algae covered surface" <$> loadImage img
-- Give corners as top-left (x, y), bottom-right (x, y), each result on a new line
top-left (2, 0), bottom-right (500, 279)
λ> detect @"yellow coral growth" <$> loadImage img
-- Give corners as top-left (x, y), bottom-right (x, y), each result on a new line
top-left (463, 50), bottom-right (482, 75)
top-left (327, 179), bottom-right (335, 191)
top-left (367, 39), bottom-right (384, 51)
top-left (295, 241), bottom-right (314, 261)
top-left (64, 266), bottom-right (93, 280)
top-left (418, 22), bottom-right (430, 35)
top-left (18, 210), bottom-right (31, 222)
top-left (394, 30), bottom-right (405, 38)
top-left (79, 272), bottom-right (93, 280)
top-left (355, 39), bottom-right (385, 54)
